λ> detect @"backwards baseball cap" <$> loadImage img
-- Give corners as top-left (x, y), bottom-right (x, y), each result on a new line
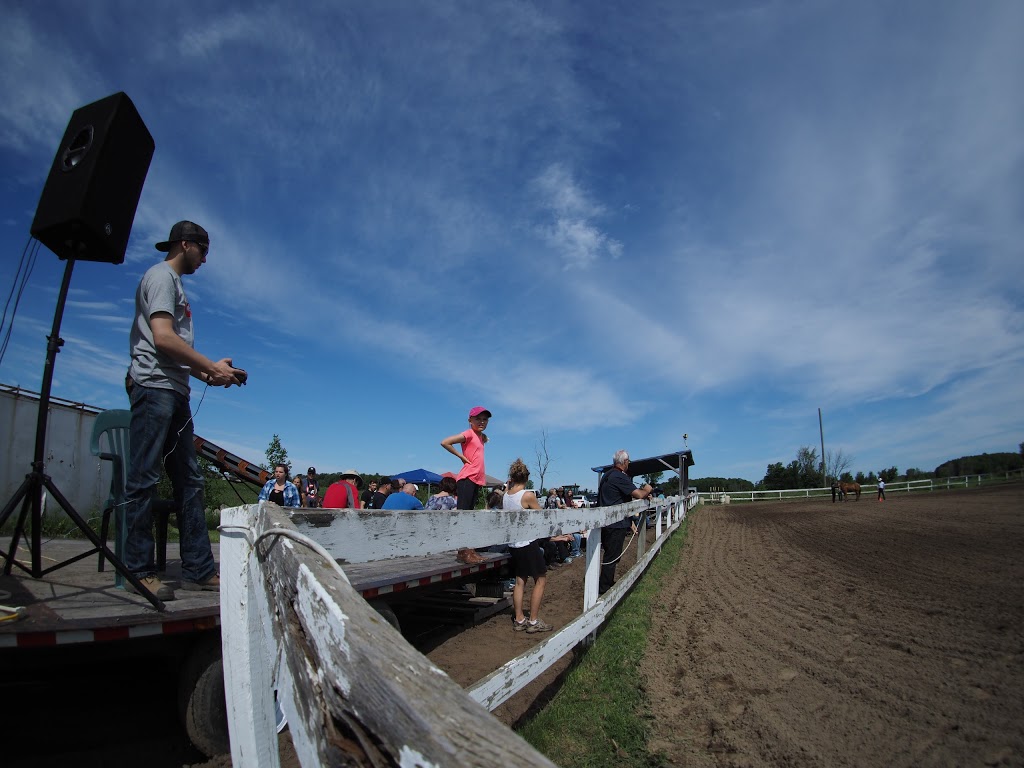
top-left (469, 406), bottom-right (492, 419)
top-left (155, 221), bottom-right (209, 252)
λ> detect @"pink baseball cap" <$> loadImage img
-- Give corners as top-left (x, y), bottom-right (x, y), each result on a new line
top-left (469, 406), bottom-right (492, 418)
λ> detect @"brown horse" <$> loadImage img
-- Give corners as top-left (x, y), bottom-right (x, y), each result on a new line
top-left (838, 481), bottom-right (861, 501)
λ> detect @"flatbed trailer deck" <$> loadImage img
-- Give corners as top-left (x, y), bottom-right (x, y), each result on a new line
top-left (0, 538), bottom-right (510, 645)
top-left (0, 536), bottom-right (511, 757)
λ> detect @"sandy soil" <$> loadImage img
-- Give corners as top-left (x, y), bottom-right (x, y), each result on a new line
top-left (643, 486), bottom-right (1024, 767)
top-left (422, 537), bottom-right (631, 728)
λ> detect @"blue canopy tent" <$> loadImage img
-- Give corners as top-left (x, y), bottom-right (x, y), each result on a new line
top-left (390, 468), bottom-right (444, 497)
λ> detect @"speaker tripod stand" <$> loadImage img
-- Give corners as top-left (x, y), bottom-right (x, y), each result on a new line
top-left (0, 257), bottom-right (165, 611)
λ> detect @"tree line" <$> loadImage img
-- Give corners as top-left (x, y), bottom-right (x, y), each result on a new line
top-left (749, 443), bottom-right (1024, 491)
top-left (933, 451), bottom-right (1023, 478)
top-left (258, 434), bottom-right (1024, 502)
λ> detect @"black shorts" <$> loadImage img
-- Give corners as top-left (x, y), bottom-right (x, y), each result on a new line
top-left (510, 540), bottom-right (546, 580)
top-left (455, 479), bottom-right (480, 510)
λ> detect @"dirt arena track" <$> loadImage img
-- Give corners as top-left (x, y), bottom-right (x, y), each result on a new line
top-left (643, 485), bottom-right (1024, 767)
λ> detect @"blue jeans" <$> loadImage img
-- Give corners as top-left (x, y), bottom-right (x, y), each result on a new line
top-left (568, 533), bottom-right (582, 558)
top-left (123, 382), bottom-right (215, 582)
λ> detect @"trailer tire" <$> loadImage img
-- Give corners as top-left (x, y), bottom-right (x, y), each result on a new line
top-left (369, 601), bottom-right (401, 632)
top-left (179, 634), bottom-right (230, 757)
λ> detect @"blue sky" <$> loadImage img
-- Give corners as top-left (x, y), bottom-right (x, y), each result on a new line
top-left (1, 1), bottom-right (1022, 489)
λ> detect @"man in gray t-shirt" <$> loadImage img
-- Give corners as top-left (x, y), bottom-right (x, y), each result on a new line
top-left (122, 220), bottom-right (246, 602)
top-left (128, 261), bottom-right (194, 395)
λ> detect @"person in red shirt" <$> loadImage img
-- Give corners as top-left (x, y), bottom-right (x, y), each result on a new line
top-left (322, 469), bottom-right (363, 508)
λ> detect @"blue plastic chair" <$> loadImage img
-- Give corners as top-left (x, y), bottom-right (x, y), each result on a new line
top-left (90, 409), bottom-right (178, 586)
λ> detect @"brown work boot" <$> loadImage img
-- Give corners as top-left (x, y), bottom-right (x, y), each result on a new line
top-left (126, 575), bottom-right (175, 601)
top-left (181, 573), bottom-right (220, 592)
top-left (457, 548), bottom-right (485, 564)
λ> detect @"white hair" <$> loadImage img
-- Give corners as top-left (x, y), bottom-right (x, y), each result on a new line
top-left (613, 449), bottom-right (630, 467)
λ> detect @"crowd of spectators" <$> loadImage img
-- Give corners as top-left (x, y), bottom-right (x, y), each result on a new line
top-left (257, 437), bottom-right (651, 632)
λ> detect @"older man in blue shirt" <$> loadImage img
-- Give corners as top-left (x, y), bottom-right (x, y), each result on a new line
top-left (596, 449), bottom-right (654, 594)
top-left (382, 482), bottom-right (425, 510)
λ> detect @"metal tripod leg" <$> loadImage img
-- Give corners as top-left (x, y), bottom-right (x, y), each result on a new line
top-left (0, 471), bottom-right (165, 611)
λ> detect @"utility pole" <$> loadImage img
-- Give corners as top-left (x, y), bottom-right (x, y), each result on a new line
top-left (819, 408), bottom-right (827, 486)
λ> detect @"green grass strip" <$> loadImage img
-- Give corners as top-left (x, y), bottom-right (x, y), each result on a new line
top-left (518, 519), bottom-right (691, 767)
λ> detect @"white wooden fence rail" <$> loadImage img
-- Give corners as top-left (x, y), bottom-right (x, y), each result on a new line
top-left (220, 493), bottom-right (696, 766)
top-left (702, 469), bottom-right (1023, 503)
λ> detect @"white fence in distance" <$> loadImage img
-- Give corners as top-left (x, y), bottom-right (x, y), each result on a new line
top-left (700, 468), bottom-right (1023, 503)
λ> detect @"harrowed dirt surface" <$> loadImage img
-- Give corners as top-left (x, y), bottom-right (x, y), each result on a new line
top-left (643, 486), bottom-right (1024, 767)
top-left (421, 537), bottom-right (617, 728)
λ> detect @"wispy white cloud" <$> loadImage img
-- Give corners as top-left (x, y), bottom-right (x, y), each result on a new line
top-left (77, 315), bottom-right (130, 329)
top-left (0, 10), bottom-right (99, 161)
top-left (833, 360), bottom-right (1024, 474)
top-left (1, 1), bottom-right (1021, 485)
top-left (179, 10), bottom-right (269, 58)
top-left (532, 164), bottom-right (623, 269)
top-left (67, 301), bottom-right (119, 311)
top-left (53, 331), bottom-right (130, 391)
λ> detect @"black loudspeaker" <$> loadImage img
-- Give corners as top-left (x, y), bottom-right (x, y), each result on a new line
top-left (30, 92), bottom-right (155, 264)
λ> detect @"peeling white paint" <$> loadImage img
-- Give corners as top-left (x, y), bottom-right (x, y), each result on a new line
top-left (288, 498), bottom-right (659, 565)
top-left (399, 745), bottom-right (441, 767)
top-left (294, 563), bottom-right (354, 697)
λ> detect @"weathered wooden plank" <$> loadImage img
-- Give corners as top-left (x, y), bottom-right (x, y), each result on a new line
top-left (222, 503), bottom-right (558, 767)
top-left (582, 529), bottom-right (601, 613)
top-left (289, 498), bottom-right (659, 564)
top-left (220, 506), bottom-right (282, 768)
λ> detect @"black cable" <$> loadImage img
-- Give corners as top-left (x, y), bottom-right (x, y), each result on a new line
top-left (0, 238), bottom-right (39, 367)
top-left (0, 237), bottom-right (32, 331)
top-left (161, 381), bottom-right (209, 466)
top-left (228, 478), bottom-right (250, 505)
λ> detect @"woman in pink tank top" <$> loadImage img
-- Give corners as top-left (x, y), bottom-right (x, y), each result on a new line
top-left (440, 406), bottom-right (492, 563)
